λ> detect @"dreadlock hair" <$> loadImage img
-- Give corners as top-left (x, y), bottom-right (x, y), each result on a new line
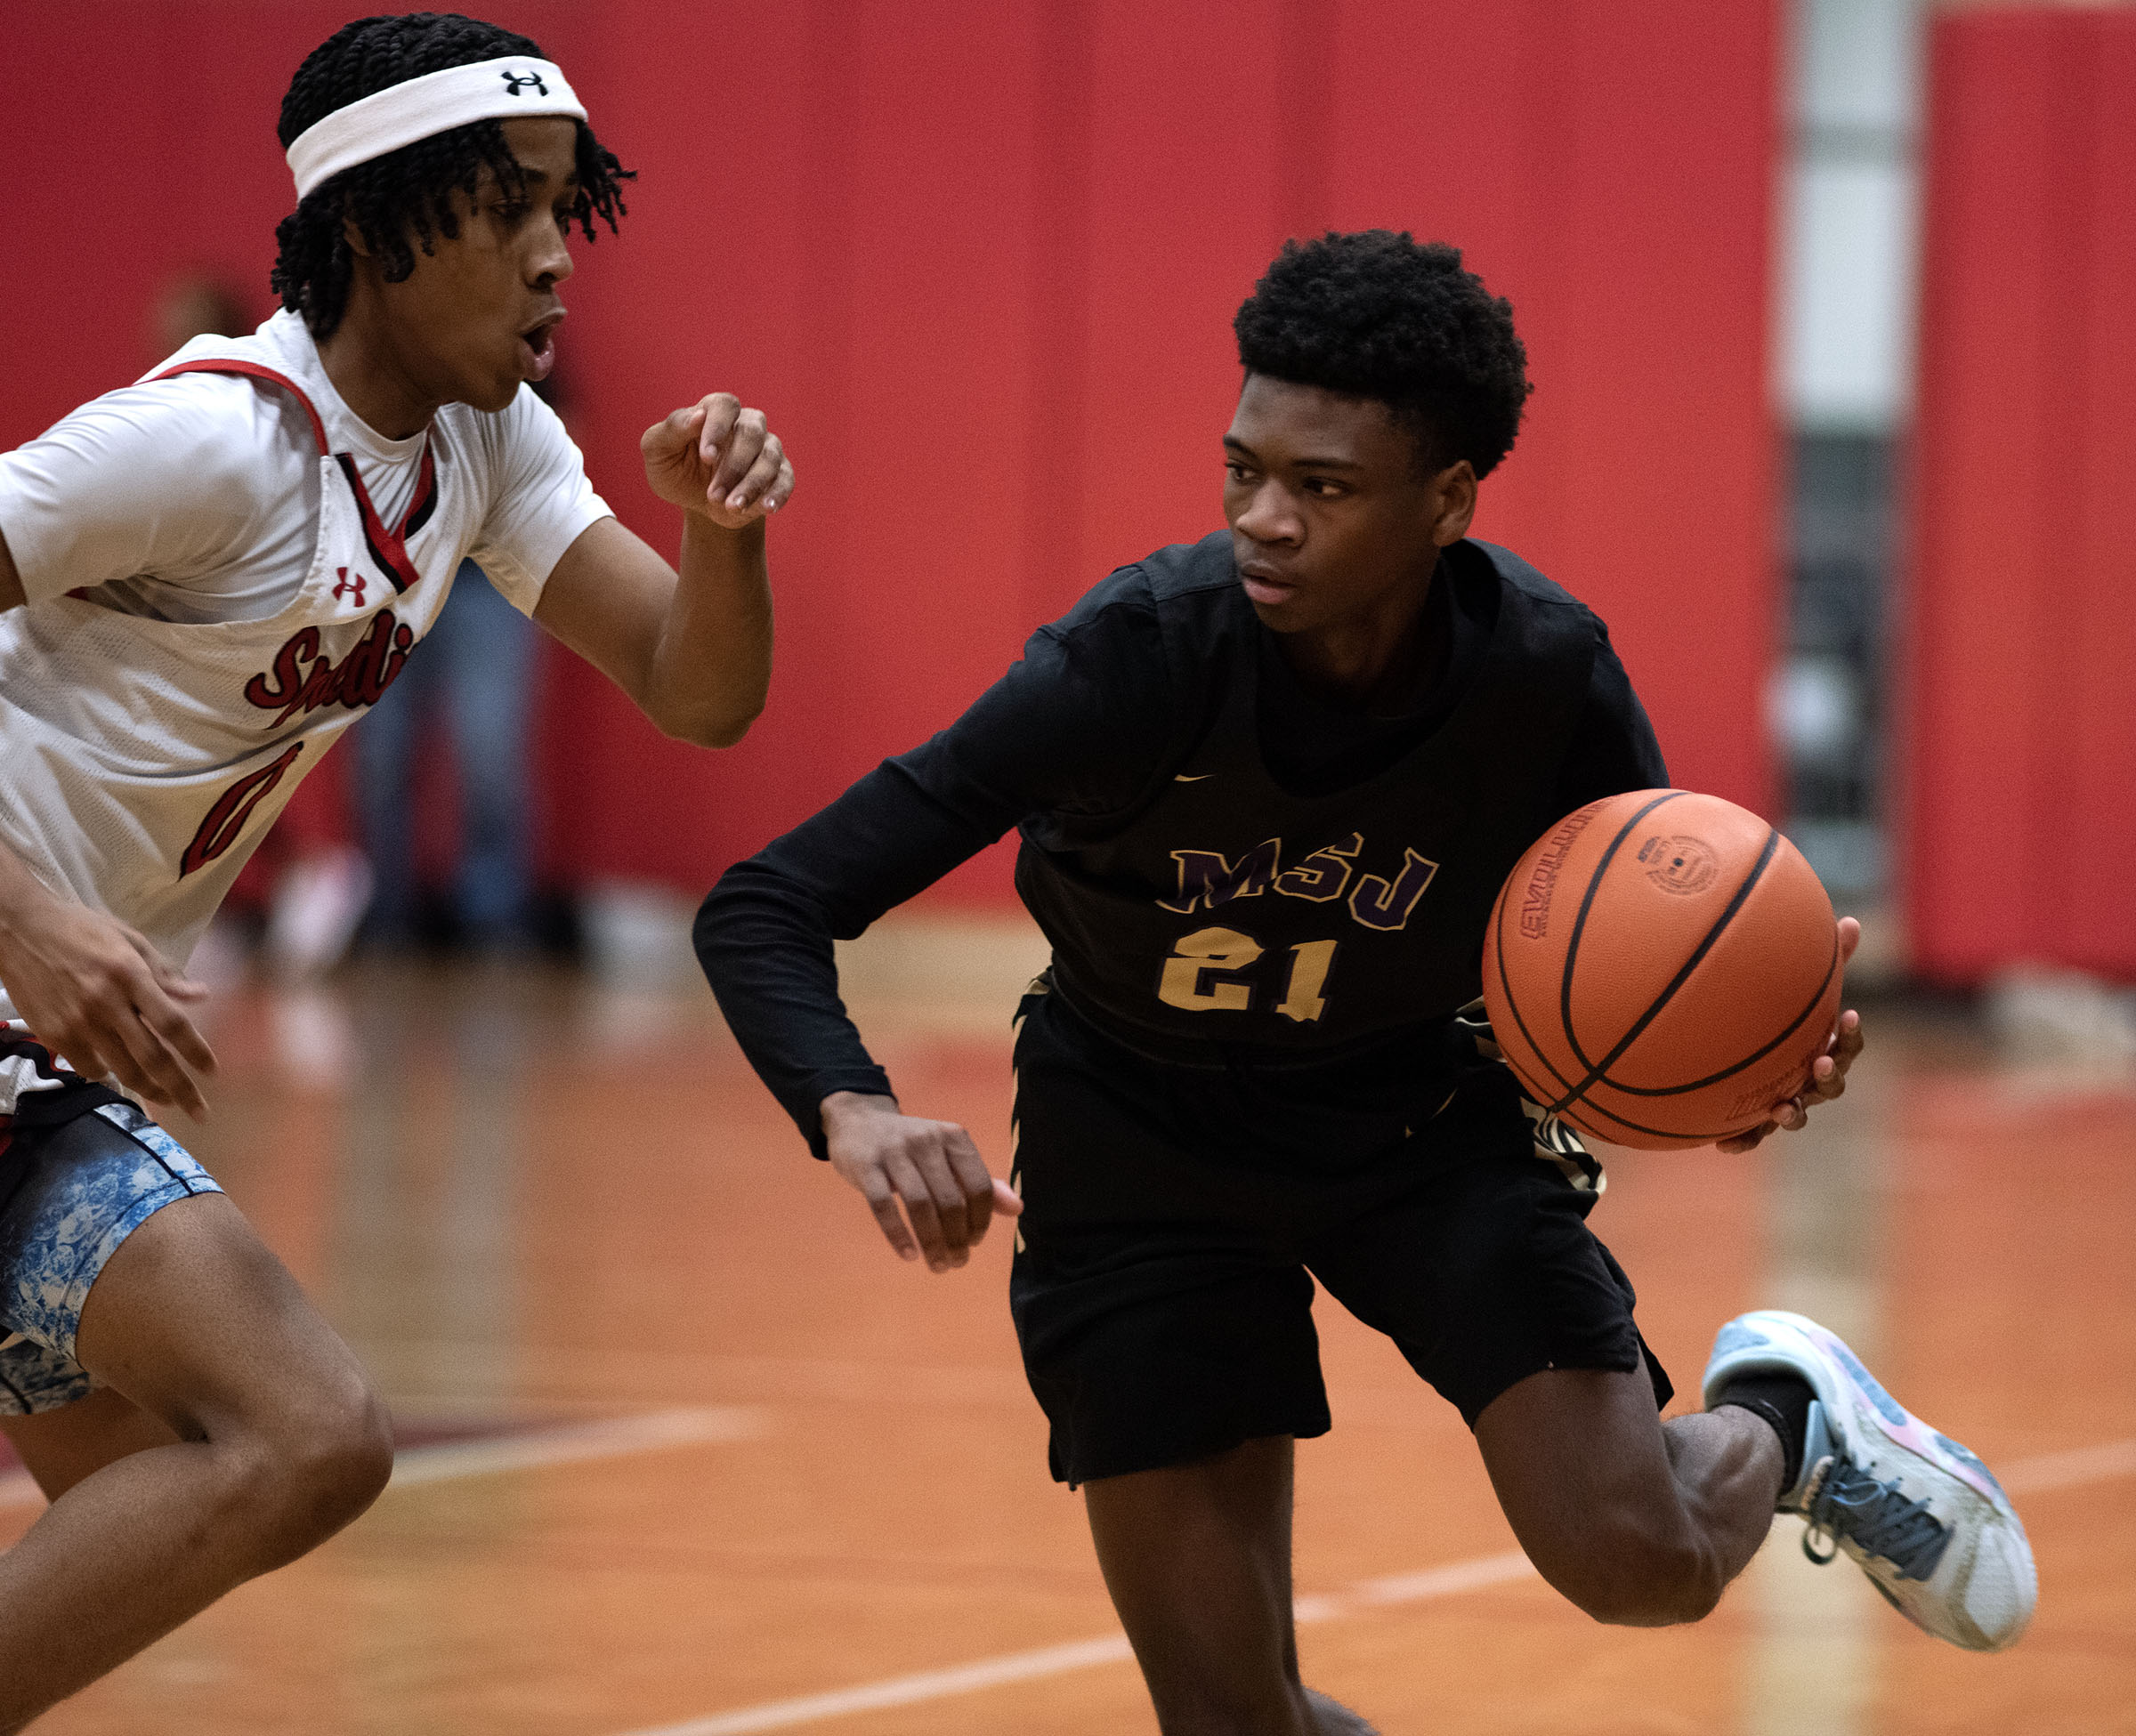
top-left (1234, 231), bottom-right (1531, 479)
top-left (271, 12), bottom-right (633, 338)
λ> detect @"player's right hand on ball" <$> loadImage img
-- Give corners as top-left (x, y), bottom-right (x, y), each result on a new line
top-left (0, 892), bottom-right (216, 1119)
top-left (819, 1090), bottom-right (1021, 1273)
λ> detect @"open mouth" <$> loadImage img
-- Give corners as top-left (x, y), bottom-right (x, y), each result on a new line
top-left (516, 311), bottom-right (562, 383)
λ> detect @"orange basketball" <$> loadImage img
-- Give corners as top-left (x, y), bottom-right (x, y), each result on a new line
top-left (1482, 789), bottom-right (1841, 1151)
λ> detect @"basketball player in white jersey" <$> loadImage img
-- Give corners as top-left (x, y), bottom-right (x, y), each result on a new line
top-left (0, 14), bottom-right (788, 1724)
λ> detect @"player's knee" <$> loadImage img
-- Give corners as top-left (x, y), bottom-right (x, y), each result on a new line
top-left (282, 1379), bottom-right (395, 1537)
top-left (218, 1377), bottom-right (393, 1567)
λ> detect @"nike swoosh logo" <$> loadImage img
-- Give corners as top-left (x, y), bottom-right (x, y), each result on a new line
top-left (1174, 773), bottom-right (1214, 782)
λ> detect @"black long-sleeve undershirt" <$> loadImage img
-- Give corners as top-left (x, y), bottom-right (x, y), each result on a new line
top-left (697, 544), bottom-right (1666, 1157)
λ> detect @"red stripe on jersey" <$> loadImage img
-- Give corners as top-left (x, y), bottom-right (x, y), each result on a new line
top-left (152, 359), bottom-right (330, 454)
top-left (154, 359), bottom-right (440, 596)
top-left (336, 449), bottom-right (432, 594)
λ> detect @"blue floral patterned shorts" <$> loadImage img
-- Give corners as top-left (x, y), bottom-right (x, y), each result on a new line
top-left (0, 1100), bottom-right (222, 1414)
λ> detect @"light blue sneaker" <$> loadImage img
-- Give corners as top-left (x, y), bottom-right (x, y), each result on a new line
top-left (1704, 1310), bottom-right (2036, 1651)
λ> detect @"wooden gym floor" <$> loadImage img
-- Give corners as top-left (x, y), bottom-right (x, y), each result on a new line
top-left (5, 912), bottom-right (2131, 1735)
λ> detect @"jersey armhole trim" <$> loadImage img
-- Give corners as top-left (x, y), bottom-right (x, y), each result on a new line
top-left (150, 359), bottom-right (329, 456)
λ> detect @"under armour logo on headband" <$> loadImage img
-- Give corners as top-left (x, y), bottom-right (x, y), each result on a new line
top-left (285, 56), bottom-right (587, 199)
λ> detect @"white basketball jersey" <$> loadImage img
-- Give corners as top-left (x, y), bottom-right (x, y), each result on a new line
top-left (0, 321), bottom-right (603, 1108)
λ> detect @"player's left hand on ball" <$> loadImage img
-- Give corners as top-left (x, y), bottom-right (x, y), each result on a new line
top-left (641, 392), bottom-right (793, 528)
top-left (1717, 916), bottom-right (1864, 1153)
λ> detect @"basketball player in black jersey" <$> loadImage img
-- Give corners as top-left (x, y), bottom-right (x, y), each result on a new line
top-left (699, 233), bottom-right (2036, 1732)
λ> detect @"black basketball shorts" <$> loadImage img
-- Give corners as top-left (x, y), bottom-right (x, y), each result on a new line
top-left (1007, 983), bottom-right (1673, 1486)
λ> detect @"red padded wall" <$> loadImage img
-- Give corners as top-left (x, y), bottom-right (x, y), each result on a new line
top-left (1904, 9), bottom-right (2136, 983)
top-left (2, 2), bottom-right (1779, 904)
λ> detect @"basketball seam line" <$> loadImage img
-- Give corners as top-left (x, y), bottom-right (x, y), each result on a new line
top-left (1549, 825), bottom-right (1779, 1112)
top-left (1592, 930), bottom-right (1840, 1097)
top-left (1551, 792), bottom-right (1686, 1094)
top-left (1559, 928), bottom-right (1839, 1138)
top-left (1495, 793), bottom-right (1686, 1109)
top-left (1497, 799), bottom-right (1824, 1143)
top-left (1549, 797), bottom-right (1776, 1112)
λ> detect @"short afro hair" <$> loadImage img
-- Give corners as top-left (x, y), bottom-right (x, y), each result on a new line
top-left (271, 12), bottom-right (633, 339)
top-left (1234, 230), bottom-right (1531, 478)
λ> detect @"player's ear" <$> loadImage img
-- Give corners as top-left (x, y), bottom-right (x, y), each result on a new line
top-left (1428, 458), bottom-right (1477, 546)
top-left (341, 208), bottom-right (373, 259)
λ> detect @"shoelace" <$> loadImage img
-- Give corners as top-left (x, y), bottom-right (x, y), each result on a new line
top-left (1800, 1454), bottom-right (1953, 1580)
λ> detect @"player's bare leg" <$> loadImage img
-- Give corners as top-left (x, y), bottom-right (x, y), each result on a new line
top-left (0, 1194), bottom-right (391, 1731)
top-left (0, 1386), bottom-right (182, 1500)
top-left (1083, 1436), bottom-right (1379, 1736)
top-left (1474, 1366), bottom-right (1783, 1625)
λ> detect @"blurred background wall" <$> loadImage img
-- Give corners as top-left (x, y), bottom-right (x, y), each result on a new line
top-left (1, 0), bottom-right (2128, 989)
top-left (1902, 4), bottom-right (2136, 986)
top-left (0, 0), bottom-right (1778, 895)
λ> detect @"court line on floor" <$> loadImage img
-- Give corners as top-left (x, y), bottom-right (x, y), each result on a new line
top-left (611, 1434), bottom-right (2136, 1736)
top-left (385, 1406), bottom-right (767, 1490)
top-left (619, 1554), bottom-right (1538, 1736)
top-left (0, 1405), bottom-right (766, 1513)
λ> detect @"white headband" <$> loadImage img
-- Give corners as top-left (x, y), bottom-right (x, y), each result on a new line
top-left (287, 56), bottom-right (586, 200)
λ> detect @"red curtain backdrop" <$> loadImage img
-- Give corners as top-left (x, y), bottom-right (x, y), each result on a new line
top-left (1904, 8), bottom-right (2136, 984)
top-left (1, 1), bottom-right (1778, 906)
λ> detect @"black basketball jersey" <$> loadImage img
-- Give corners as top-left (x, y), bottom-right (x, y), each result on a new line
top-left (1016, 532), bottom-right (1598, 1061)
top-left (700, 526), bottom-right (1664, 1158)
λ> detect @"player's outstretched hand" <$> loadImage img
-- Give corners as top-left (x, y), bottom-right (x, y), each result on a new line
top-left (1717, 916), bottom-right (1863, 1154)
top-left (0, 892), bottom-right (216, 1119)
top-left (820, 1090), bottom-right (1022, 1273)
top-left (641, 393), bottom-right (794, 529)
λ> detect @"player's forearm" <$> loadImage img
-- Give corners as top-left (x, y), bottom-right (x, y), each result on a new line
top-left (0, 836), bottom-right (65, 957)
top-left (643, 513), bottom-right (773, 747)
top-left (695, 860), bottom-right (895, 1158)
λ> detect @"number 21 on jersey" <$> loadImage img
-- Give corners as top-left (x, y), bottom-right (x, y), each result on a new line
top-left (1157, 925), bottom-right (1339, 1024)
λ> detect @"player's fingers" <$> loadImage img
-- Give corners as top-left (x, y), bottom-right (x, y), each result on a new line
top-left (991, 1176), bottom-right (1023, 1216)
top-left (941, 1126), bottom-right (993, 1248)
top-left (723, 437), bottom-right (785, 514)
top-left (850, 1161), bottom-right (920, 1262)
top-left (643, 401), bottom-right (705, 459)
top-left (107, 997), bottom-right (207, 1116)
top-left (696, 393), bottom-right (743, 464)
top-left (45, 1029), bottom-right (111, 1093)
top-left (101, 1028), bottom-right (211, 1120)
top-left (136, 990), bottom-right (219, 1082)
top-left (882, 1150), bottom-right (951, 1271)
top-left (1836, 916), bottom-right (1862, 964)
top-left (763, 454), bottom-right (796, 514)
top-left (910, 1141), bottom-right (975, 1264)
top-left (125, 947), bottom-right (219, 1075)
top-left (93, 1005), bottom-right (204, 1118)
top-left (710, 412), bottom-right (767, 497)
top-left (1717, 1121), bottom-right (1774, 1154)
